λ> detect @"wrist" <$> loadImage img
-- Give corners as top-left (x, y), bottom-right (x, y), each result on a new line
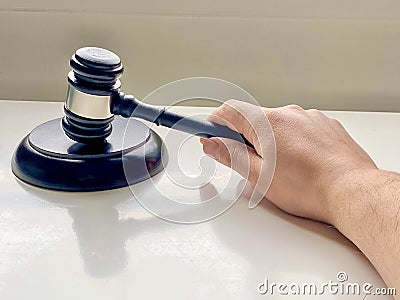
top-left (322, 167), bottom-right (380, 227)
top-left (324, 168), bottom-right (400, 288)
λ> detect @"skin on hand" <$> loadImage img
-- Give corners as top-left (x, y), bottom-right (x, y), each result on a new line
top-left (201, 100), bottom-right (400, 292)
top-left (201, 100), bottom-right (377, 224)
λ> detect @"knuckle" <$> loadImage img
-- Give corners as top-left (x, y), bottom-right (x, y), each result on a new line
top-left (285, 104), bottom-right (304, 111)
top-left (220, 100), bottom-right (240, 114)
top-left (217, 100), bottom-right (238, 116)
top-left (214, 102), bottom-right (228, 114)
top-left (307, 108), bottom-right (324, 117)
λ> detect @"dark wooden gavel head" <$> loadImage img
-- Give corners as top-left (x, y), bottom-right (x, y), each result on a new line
top-left (62, 47), bottom-right (124, 144)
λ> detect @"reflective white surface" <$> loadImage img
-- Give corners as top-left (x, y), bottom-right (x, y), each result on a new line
top-left (1, 101), bottom-right (399, 299)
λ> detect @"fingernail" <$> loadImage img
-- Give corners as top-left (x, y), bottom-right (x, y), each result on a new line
top-left (202, 139), bottom-right (219, 160)
top-left (199, 137), bottom-right (206, 144)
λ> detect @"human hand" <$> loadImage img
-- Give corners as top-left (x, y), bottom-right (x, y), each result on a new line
top-left (200, 100), bottom-right (377, 224)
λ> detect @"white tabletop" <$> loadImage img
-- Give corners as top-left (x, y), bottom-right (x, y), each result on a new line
top-left (0, 100), bottom-right (399, 299)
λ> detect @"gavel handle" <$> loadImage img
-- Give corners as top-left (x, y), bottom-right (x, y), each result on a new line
top-left (112, 92), bottom-right (254, 148)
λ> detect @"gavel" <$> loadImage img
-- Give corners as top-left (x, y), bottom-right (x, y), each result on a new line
top-left (62, 47), bottom-right (252, 147)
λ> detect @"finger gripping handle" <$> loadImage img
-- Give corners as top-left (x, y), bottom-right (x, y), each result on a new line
top-left (113, 94), bottom-right (253, 148)
top-left (157, 110), bottom-right (253, 148)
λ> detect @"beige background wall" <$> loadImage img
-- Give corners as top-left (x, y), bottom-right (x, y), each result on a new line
top-left (0, 1), bottom-right (400, 111)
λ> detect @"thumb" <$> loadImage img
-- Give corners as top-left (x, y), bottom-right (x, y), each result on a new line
top-left (201, 137), bottom-right (262, 185)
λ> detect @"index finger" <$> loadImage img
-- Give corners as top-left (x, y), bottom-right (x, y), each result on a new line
top-left (208, 99), bottom-right (266, 153)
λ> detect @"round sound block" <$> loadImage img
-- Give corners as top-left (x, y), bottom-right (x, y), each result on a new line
top-left (12, 117), bottom-right (165, 191)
